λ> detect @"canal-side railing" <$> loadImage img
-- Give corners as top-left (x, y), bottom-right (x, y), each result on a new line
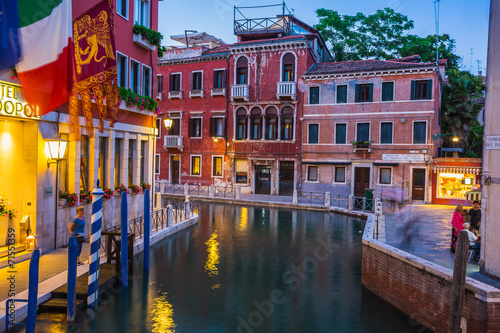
top-left (155, 181), bottom-right (240, 200)
top-left (298, 191), bottom-right (325, 205)
top-left (330, 194), bottom-right (349, 209)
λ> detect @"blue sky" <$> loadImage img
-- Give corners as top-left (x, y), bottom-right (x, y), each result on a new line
top-left (158, 0), bottom-right (490, 74)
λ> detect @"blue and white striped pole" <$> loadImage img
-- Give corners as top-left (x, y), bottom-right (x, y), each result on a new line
top-left (26, 249), bottom-right (39, 333)
top-left (88, 179), bottom-right (104, 308)
top-left (144, 189), bottom-right (150, 271)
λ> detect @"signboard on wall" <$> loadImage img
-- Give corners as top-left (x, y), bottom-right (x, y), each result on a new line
top-left (485, 135), bottom-right (500, 150)
top-left (0, 81), bottom-right (39, 120)
top-left (382, 154), bottom-right (425, 162)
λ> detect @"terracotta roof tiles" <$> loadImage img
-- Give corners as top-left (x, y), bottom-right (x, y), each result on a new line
top-left (306, 58), bottom-right (436, 75)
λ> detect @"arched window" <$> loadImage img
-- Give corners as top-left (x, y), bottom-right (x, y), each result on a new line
top-left (250, 107), bottom-right (262, 140)
top-left (282, 53), bottom-right (295, 82)
top-left (236, 108), bottom-right (247, 140)
top-left (236, 57), bottom-right (248, 85)
top-left (265, 106), bottom-right (278, 140)
top-left (280, 106), bottom-right (294, 140)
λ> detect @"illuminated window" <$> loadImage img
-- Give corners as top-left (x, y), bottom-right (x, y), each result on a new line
top-left (212, 156), bottom-right (223, 177)
top-left (191, 155), bottom-right (201, 176)
top-left (59, 133), bottom-right (69, 192)
top-left (280, 106), bottom-right (294, 140)
top-left (80, 135), bottom-right (89, 191)
top-left (282, 53), bottom-right (295, 81)
top-left (235, 159), bottom-right (248, 184)
top-left (437, 172), bottom-right (477, 199)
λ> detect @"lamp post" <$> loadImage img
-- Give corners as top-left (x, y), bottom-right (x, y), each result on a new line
top-left (432, 132), bottom-right (459, 142)
top-left (45, 134), bottom-right (69, 250)
top-left (164, 117), bottom-right (173, 131)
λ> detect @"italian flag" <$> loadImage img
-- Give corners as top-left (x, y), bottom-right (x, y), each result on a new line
top-left (16, 0), bottom-right (72, 116)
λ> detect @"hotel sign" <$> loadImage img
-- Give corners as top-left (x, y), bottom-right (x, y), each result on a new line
top-left (0, 81), bottom-right (39, 119)
top-left (383, 154), bottom-right (425, 162)
top-left (485, 135), bottom-right (500, 150)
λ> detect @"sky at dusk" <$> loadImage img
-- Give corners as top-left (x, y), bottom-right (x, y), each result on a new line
top-left (158, 0), bottom-right (490, 74)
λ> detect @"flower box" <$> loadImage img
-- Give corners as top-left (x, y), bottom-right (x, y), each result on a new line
top-left (133, 33), bottom-right (156, 51)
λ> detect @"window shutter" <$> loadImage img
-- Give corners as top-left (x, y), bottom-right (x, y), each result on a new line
top-left (222, 118), bottom-right (226, 136)
top-left (188, 119), bottom-right (193, 137)
top-left (426, 79), bottom-right (432, 99)
top-left (355, 84), bottom-right (359, 102)
top-left (222, 70), bottom-right (227, 88)
top-left (213, 70), bottom-right (217, 89)
top-left (209, 118), bottom-right (214, 137)
top-left (169, 74), bottom-right (174, 92)
top-left (191, 72), bottom-right (194, 90)
top-left (368, 83), bottom-right (373, 102)
top-left (157, 75), bottom-right (163, 93)
top-left (410, 80), bottom-right (416, 100)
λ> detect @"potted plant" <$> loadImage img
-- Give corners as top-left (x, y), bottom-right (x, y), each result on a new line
top-left (79, 190), bottom-right (92, 204)
top-left (115, 184), bottom-right (129, 196)
top-left (66, 193), bottom-right (79, 207)
top-left (140, 182), bottom-right (151, 191)
top-left (103, 188), bottom-right (114, 200)
top-left (128, 184), bottom-right (142, 195)
top-left (58, 190), bottom-right (69, 206)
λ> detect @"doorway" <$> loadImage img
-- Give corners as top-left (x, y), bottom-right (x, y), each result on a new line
top-left (279, 161), bottom-right (294, 196)
top-left (412, 169), bottom-right (426, 201)
top-left (354, 167), bottom-right (370, 197)
top-left (255, 165), bottom-right (271, 195)
top-left (170, 156), bottom-right (180, 184)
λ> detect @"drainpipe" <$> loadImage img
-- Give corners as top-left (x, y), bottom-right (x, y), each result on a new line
top-left (225, 56), bottom-right (230, 185)
top-left (256, 50), bottom-right (261, 102)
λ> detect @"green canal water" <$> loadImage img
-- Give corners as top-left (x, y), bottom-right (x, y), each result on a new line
top-left (67, 203), bottom-right (429, 333)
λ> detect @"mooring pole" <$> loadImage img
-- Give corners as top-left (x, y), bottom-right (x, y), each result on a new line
top-left (26, 249), bottom-right (40, 332)
top-left (144, 189), bottom-right (150, 271)
top-left (448, 230), bottom-right (469, 332)
top-left (121, 191), bottom-right (128, 286)
top-left (67, 237), bottom-right (77, 321)
top-left (88, 180), bottom-right (104, 308)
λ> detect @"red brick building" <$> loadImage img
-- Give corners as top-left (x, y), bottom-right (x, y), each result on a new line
top-left (301, 56), bottom-right (445, 203)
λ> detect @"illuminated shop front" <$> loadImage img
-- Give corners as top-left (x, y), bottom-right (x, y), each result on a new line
top-left (431, 160), bottom-right (482, 205)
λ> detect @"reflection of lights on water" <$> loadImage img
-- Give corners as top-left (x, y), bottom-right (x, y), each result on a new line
top-left (152, 293), bottom-right (177, 333)
top-left (211, 283), bottom-right (221, 290)
top-left (240, 207), bottom-right (248, 231)
top-left (205, 231), bottom-right (220, 277)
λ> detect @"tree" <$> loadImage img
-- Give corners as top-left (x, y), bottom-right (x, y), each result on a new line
top-left (315, 8), bottom-right (414, 62)
top-left (441, 69), bottom-right (485, 156)
top-left (399, 34), bottom-right (462, 70)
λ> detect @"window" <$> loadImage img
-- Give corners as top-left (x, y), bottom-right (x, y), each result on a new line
top-left (191, 155), bottom-right (201, 176)
top-left (134, 0), bottom-right (150, 27)
top-left (308, 124), bottom-right (319, 144)
top-left (280, 106), bottom-right (294, 140)
top-left (250, 107), bottom-right (262, 140)
top-left (335, 166), bottom-right (346, 183)
top-left (282, 53), bottom-right (295, 81)
top-left (99, 137), bottom-right (108, 188)
top-left (411, 80), bottom-right (432, 100)
top-left (140, 140), bottom-right (146, 183)
top-left (117, 0), bottom-right (128, 18)
top-left (130, 60), bottom-right (140, 94)
top-left (413, 121), bottom-right (427, 144)
top-left (235, 159), bottom-right (248, 184)
top-left (155, 118), bottom-right (161, 138)
top-left (128, 140), bottom-right (134, 185)
top-left (265, 107), bottom-right (278, 140)
top-left (167, 118), bottom-right (181, 136)
top-left (382, 82), bottom-right (394, 101)
top-left (213, 70), bottom-right (226, 89)
top-left (210, 117), bottom-right (224, 138)
top-left (307, 166), bottom-right (318, 182)
top-left (142, 65), bottom-right (151, 97)
top-left (157, 74), bottom-right (163, 96)
top-left (380, 122), bottom-right (393, 144)
top-left (309, 87), bottom-right (319, 104)
top-left (114, 139), bottom-right (122, 188)
top-left (169, 73), bottom-right (181, 91)
top-left (356, 123), bottom-right (370, 142)
top-left (191, 71), bottom-right (202, 90)
top-left (59, 133), bottom-right (69, 192)
top-left (337, 85), bottom-right (347, 103)
top-left (212, 156), bottom-right (223, 177)
top-left (117, 53), bottom-right (127, 88)
top-left (379, 168), bottom-right (392, 185)
top-left (236, 108), bottom-right (247, 140)
top-left (236, 57), bottom-right (248, 84)
top-left (189, 117), bottom-right (202, 138)
top-left (335, 123), bottom-right (347, 144)
top-left (355, 83), bottom-right (373, 103)
top-left (80, 135), bottom-right (89, 191)
top-left (155, 154), bottom-right (160, 174)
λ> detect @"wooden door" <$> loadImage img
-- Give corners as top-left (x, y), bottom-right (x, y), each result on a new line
top-left (255, 166), bottom-right (271, 195)
top-left (412, 169), bottom-right (426, 200)
top-left (171, 156), bottom-right (180, 184)
top-left (354, 167), bottom-right (370, 197)
top-left (279, 161), bottom-right (294, 196)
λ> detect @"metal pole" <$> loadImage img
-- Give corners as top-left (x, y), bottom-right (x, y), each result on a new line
top-left (87, 180), bottom-right (104, 308)
top-left (54, 161), bottom-right (59, 250)
top-left (67, 237), bottom-right (77, 321)
top-left (144, 189), bottom-right (150, 271)
top-left (120, 191), bottom-right (128, 286)
top-left (26, 249), bottom-right (40, 332)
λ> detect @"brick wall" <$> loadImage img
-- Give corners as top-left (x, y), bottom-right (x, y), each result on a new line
top-left (362, 224), bottom-right (500, 332)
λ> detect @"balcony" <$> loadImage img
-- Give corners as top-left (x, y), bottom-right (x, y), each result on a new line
top-left (231, 84), bottom-right (249, 102)
top-left (164, 135), bottom-right (183, 151)
top-left (211, 88), bottom-right (226, 97)
top-left (352, 141), bottom-right (372, 153)
top-left (189, 89), bottom-right (204, 98)
top-left (276, 81), bottom-right (296, 100)
top-left (168, 91), bottom-right (182, 100)
top-left (133, 33), bottom-right (156, 51)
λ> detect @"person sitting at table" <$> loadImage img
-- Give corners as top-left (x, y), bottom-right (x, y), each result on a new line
top-left (463, 222), bottom-right (477, 248)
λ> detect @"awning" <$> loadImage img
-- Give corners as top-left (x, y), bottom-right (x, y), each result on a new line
top-left (302, 161), bottom-right (351, 165)
top-left (374, 162), bottom-right (399, 166)
top-left (432, 166), bottom-right (482, 175)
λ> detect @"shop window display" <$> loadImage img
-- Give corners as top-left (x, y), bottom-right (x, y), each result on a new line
top-left (437, 173), bottom-right (479, 199)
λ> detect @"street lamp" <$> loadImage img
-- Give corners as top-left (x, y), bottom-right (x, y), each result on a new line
top-left (164, 117), bottom-right (173, 131)
top-left (432, 132), bottom-right (459, 142)
top-left (45, 134), bottom-right (69, 250)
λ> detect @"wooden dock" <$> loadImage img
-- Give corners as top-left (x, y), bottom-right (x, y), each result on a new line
top-left (38, 263), bottom-right (118, 313)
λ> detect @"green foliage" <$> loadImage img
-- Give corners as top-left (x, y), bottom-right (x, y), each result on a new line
top-left (118, 87), bottom-right (160, 114)
top-left (399, 34), bottom-right (461, 70)
top-left (132, 24), bottom-right (164, 47)
top-left (441, 69), bottom-right (485, 156)
top-left (464, 124), bottom-right (484, 158)
top-left (315, 8), bottom-right (414, 61)
top-left (158, 46), bottom-right (167, 58)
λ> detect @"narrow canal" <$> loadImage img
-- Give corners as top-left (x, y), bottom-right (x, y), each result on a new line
top-left (70, 203), bottom-right (428, 332)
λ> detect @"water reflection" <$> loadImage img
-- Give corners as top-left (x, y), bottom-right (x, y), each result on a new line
top-left (151, 293), bottom-right (177, 333)
top-left (204, 231), bottom-right (219, 277)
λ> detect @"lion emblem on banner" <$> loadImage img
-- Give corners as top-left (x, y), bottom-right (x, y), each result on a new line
top-left (74, 10), bottom-right (115, 75)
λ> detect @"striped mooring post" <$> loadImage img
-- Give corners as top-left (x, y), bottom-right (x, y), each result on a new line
top-left (87, 180), bottom-right (104, 308)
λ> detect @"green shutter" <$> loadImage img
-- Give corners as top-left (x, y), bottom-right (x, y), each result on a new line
top-left (410, 81), bottom-right (416, 100)
top-left (427, 79), bottom-right (433, 99)
top-left (368, 83), bottom-right (373, 102)
top-left (355, 84), bottom-right (359, 102)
